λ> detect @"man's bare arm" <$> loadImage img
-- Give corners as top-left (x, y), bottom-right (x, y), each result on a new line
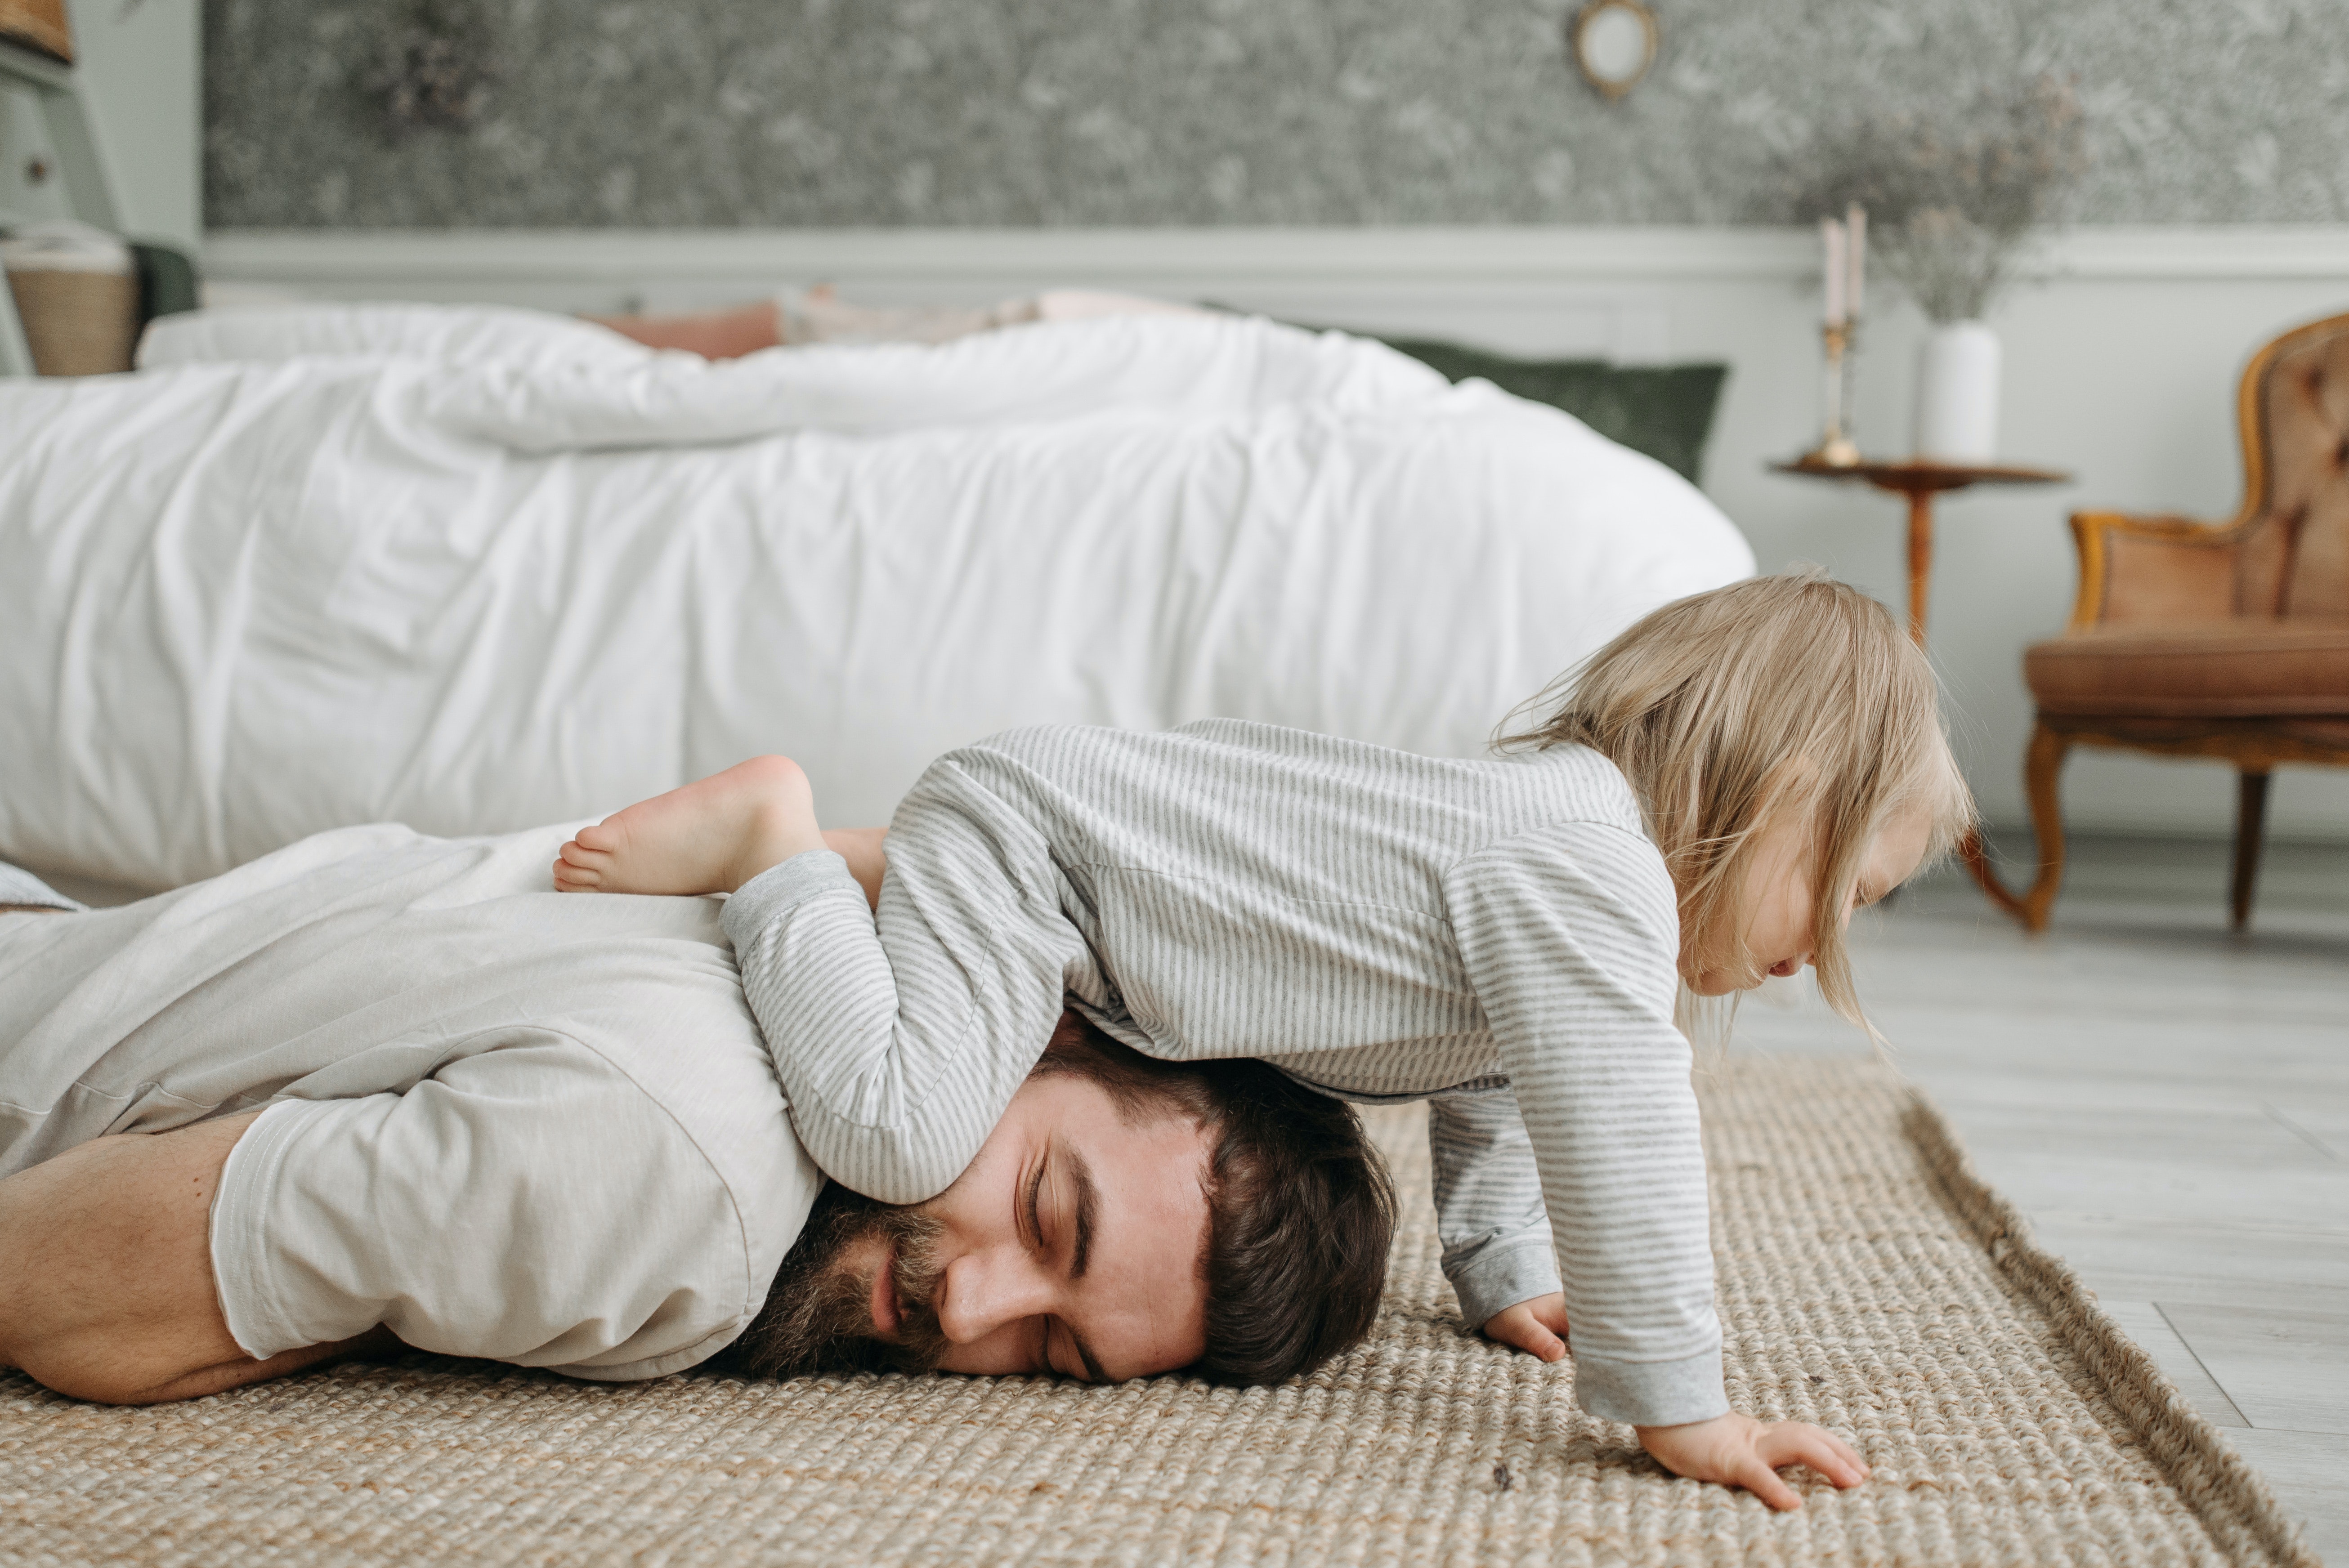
top-left (0, 1111), bottom-right (393, 1404)
top-left (582, 300), bottom-right (783, 359)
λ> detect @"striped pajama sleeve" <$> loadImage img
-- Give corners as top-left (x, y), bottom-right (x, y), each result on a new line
top-left (1427, 1083), bottom-right (1564, 1328)
top-left (1444, 820), bottom-right (1727, 1429)
top-left (717, 827), bottom-right (1074, 1207)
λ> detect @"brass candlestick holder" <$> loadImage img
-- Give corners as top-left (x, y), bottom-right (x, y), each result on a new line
top-left (1802, 320), bottom-right (1861, 468)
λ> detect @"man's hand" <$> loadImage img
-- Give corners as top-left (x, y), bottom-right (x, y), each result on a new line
top-left (1481, 1292), bottom-right (1570, 1361)
top-left (1634, 1412), bottom-right (1869, 1511)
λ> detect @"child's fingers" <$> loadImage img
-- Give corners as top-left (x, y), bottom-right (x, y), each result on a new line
top-left (1733, 1456), bottom-right (1804, 1511)
top-left (1776, 1423), bottom-right (1866, 1478)
top-left (1483, 1309), bottom-right (1566, 1362)
top-left (1760, 1425), bottom-right (1869, 1487)
top-left (1500, 1327), bottom-right (1565, 1360)
top-left (1515, 1323), bottom-right (1566, 1361)
top-left (1821, 1431), bottom-right (1869, 1482)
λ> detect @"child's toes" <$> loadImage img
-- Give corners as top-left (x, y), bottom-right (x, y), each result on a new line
top-left (559, 838), bottom-right (613, 869)
top-left (573, 819), bottom-right (626, 854)
top-left (552, 851), bottom-right (602, 890)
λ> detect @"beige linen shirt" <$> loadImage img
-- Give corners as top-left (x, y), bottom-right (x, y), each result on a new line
top-left (0, 823), bottom-right (819, 1379)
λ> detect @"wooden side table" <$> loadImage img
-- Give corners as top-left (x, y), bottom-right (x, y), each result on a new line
top-left (1770, 458), bottom-right (2070, 644)
top-left (1770, 456), bottom-right (2072, 925)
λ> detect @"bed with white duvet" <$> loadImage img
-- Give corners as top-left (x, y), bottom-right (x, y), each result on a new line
top-left (0, 304), bottom-right (1752, 889)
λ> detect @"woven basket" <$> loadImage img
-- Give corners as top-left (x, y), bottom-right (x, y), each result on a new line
top-left (7, 267), bottom-right (139, 375)
top-left (0, 0), bottom-right (72, 62)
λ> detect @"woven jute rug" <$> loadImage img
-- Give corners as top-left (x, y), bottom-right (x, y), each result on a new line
top-left (0, 1056), bottom-right (2318, 1567)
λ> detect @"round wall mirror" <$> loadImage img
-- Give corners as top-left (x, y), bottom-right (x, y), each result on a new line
top-left (1571, 0), bottom-right (1658, 101)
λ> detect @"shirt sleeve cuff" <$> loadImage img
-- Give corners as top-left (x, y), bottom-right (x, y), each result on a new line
top-left (1570, 1345), bottom-right (1730, 1428)
top-left (720, 850), bottom-right (863, 952)
top-left (1445, 1240), bottom-right (1562, 1330)
top-left (208, 1097), bottom-right (342, 1360)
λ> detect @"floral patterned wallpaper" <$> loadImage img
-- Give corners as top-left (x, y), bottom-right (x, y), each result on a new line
top-left (203, 0), bottom-right (2349, 228)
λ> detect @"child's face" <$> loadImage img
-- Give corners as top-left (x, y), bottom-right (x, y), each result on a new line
top-left (1686, 804), bottom-right (1934, 996)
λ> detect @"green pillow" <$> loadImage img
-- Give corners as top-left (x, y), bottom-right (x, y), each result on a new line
top-left (129, 242), bottom-right (200, 325)
top-left (1375, 338), bottom-right (1729, 485)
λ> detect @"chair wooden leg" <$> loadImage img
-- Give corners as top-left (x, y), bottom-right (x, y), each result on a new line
top-left (2230, 769), bottom-right (2272, 932)
top-left (1961, 718), bottom-right (2073, 932)
top-left (2018, 721), bottom-right (2073, 932)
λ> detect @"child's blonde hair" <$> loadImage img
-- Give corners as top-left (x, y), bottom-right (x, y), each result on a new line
top-left (1496, 570), bottom-right (1974, 1028)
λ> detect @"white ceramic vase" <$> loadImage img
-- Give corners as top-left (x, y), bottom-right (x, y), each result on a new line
top-left (1913, 320), bottom-right (2001, 463)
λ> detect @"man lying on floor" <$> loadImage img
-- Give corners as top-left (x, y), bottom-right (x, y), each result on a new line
top-left (0, 826), bottom-right (1392, 1405)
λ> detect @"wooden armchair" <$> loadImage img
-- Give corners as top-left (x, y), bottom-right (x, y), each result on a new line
top-left (2009, 310), bottom-right (2349, 931)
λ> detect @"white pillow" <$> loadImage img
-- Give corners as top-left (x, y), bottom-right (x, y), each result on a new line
top-left (137, 302), bottom-right (658, 375)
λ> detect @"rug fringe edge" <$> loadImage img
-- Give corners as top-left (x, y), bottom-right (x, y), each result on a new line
top-left (1901, 1090), bottom-right (2321, 1568)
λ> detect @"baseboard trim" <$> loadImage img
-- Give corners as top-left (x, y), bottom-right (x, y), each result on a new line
top-left (1976, 822), bottom-right (2349, 850)
top-left (201, 224), bottom-right (2349, 290)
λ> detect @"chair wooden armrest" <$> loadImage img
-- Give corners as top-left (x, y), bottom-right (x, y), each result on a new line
top-left (2066, 509), bottom-right (2245, 631)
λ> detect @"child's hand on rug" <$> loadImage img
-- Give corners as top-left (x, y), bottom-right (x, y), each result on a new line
top-left (1481, 1294), bottom-right (1570, 1361)
top-left (1634, 1412), bottom-right (1868, 1511)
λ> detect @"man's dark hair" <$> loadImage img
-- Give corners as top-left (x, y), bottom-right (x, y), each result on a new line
top-left (1030, 1011), bottom-right (1396, 1386)
top-left (717, 1010), bottom-right (1397, 1387)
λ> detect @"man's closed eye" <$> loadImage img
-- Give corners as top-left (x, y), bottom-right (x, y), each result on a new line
top-left (1025, 1141), bottom-right (1099, 1283)
top-left (1026, 1142), bottom-right (1107, 1380)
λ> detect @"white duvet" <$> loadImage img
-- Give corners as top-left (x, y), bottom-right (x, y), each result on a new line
top-left (0, 304), bottom-right (1751, 889)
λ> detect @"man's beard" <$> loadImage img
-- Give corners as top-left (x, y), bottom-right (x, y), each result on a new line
top-left (713, 1180), bottom-right (950, 1379)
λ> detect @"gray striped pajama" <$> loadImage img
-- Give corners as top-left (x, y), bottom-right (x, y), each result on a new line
top-left (721, 719), bottom-right (1723, 1426)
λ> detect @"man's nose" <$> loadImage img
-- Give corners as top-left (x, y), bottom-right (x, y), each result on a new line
top-left (935, 1247), bottom-right (1056, 1344)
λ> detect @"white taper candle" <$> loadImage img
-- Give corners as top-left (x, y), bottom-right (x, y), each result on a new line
top-left (1821, 217), bottom-right (1847, 327)
top-left (1846, 202), bottom-right (1867, 320)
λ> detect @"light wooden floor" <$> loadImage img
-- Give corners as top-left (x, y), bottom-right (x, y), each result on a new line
top-left (1735, 830), bottom-right (2349, 1563)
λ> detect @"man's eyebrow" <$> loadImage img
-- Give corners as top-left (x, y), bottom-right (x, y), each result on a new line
top-left (1066, 1144), bottom-right (1098, 1280)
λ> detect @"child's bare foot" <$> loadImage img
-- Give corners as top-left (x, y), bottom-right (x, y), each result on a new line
top-left (555, 756), bottom-right (826, 896)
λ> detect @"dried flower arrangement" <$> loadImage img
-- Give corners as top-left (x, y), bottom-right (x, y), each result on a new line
top-left (1794, 76), bottom-right (2088, 324)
